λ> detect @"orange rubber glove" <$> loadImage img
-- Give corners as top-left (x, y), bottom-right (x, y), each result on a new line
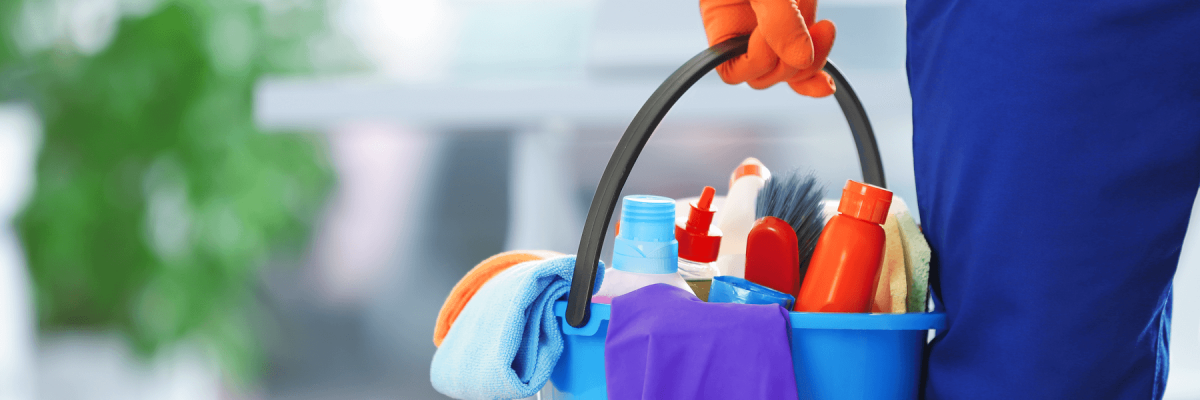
top-left (700, 0), bottom-right (836, 97)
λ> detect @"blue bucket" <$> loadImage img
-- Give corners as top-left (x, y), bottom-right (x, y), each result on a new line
top-left (543, 301), bottom-right (946, 400)
top-left (544, 35), bottom-right (943, 400)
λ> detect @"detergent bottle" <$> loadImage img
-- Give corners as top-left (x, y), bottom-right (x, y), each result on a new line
top-left (795, 180), bottom-right (893, 313)
top-left (593, 195), bottom-right (695, 302)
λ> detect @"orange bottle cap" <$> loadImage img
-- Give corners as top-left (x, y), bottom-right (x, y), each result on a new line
top-left (836, 180), bottom-right (892, 225)
top-left (728, 157), bottom-right (770, 189)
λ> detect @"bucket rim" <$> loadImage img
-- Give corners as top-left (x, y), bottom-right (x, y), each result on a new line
top-left (554, 301), bottom-right (946, 333)
top-left (789, 310), bottom-right (946, 331)
top-left (555, 301), bottom-right (610, 336)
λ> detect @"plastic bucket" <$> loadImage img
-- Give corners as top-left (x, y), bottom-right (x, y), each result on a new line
top-left (543, 301), bottom-right (946, 400)
top-left (788, 310), bottom-right (946, 399)
top-left (543, 302), bottom-right (610, 400)
top-left (547, 34), bottom-right (941, 400)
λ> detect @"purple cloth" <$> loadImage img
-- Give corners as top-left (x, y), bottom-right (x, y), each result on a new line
top-left (605, 284), bottom-right (798, 400)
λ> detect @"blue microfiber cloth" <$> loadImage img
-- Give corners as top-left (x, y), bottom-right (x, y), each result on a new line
top-left (431, 255), bottom-right (604, 399)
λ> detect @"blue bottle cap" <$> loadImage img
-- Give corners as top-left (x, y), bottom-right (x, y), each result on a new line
top-left (612, 195), bottom-right (679, 274)
top-left (708, 276), bottom-right (796, 309)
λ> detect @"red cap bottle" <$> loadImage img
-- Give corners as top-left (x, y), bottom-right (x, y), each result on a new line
top-left (795, 180), bottom-right (893, 313)
top-left (676, 186), bottom-right (723, 300)
top-left (677, 186), bottom-right (722, 263)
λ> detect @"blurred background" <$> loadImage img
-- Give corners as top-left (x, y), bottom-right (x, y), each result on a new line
top-left (0, 0), bottom-right (1196, 399)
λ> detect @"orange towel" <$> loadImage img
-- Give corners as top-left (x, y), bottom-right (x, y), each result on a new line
top-left (433, 250), bottom-right (564, 347)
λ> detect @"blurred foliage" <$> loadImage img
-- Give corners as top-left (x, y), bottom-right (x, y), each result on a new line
top-left (0, 0), bottom-right (334, 381)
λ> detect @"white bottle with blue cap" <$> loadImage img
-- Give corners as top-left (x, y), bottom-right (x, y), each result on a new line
top-left (593, 195), bottom-right (696, 302)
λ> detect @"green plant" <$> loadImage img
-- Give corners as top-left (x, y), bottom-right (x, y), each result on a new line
top-left (0, 0), bottom-right (333, 381)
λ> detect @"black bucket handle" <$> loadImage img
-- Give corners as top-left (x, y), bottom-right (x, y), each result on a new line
top-left (565, 35), bottom-right (886, 328)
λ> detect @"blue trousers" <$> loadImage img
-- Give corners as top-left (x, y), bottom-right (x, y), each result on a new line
top-left (907, 0), bottom-right (1200, 398)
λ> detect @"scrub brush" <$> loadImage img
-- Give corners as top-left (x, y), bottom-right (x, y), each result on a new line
top-left (744, 170), bottom-right (826, 296)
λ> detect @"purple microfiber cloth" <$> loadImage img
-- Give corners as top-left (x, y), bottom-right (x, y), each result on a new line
top-left (605, 284), bottom-right (799, 400)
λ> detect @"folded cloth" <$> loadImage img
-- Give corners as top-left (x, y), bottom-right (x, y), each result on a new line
top-left (434, 250), bottom-right (562, 347)
top-left (885, 197), bottom-right (931, 313)
top-left (871, 215), bottom-right (907, 313)
top-left (431, 255), bottom-right (604, 399)
top-left (894, 211), bottom-right (930, 313)
top-left (606, 284), bottom-right (798, 400)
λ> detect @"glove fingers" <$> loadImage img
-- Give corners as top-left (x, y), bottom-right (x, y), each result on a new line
top-left (810, 19), bottom-right (835, 65)
top-left (793, 0), bottom-right (817, 25)
top-left (747, 58), bottom-right (798, 89)
top-left (788, 20), bottom-right (836, 83)
top-left (788, 70), bottom-right (836, 97)
top-left (700, 0), bottom-right (757, 46)
top-left (716, 31), bottom-right (780, 84)
top-left (703, 0), bottom-right (835, 95)
top-left (700, 0), bottom-right (756, 83)
top-left (749, 0), bottom-right (814, 70)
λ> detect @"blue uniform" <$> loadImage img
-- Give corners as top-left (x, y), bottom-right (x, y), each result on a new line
top-left (907, 0), bottom-right (1200, 398)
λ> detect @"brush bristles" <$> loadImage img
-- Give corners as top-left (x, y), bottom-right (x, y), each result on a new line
top-left (755, 170), bottom-right (826, 281)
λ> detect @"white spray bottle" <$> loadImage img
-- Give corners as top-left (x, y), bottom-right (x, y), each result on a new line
top-left (713, 158), bottom-right (770, 278)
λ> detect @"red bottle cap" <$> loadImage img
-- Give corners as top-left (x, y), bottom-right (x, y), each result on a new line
top-left (676, 186), bottom-right (723, 263)
top-left (836, 180), bottom-right (893, 225)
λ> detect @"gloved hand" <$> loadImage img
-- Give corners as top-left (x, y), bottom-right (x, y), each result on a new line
top-left (700, 0), bottom-right (836, 97)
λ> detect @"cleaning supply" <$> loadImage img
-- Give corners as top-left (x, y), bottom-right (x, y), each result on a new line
top-left (713, 158), bottom-right (770, 278)
top-left (871, 215), bottom-right (907, 313)
top-left (605, 284), bottom-right (799, 400)
top-left (745, 217), bottom-right (798, 296)
top-left (795, 180), bottom-right (892, 313)
top-left (593, 195), bottom-right (694, 302)
top-left (708, 276), bottom-right (796, 308)
top-left (888, 198), bottom-right (930, 313)
top-left (430, 255), bottom-right (604, 399)
top-left (698, 0), bottom-right (837, 96)
top-left (676, 186), bottom-right (723, 301)
top-left (745, 170), bottom-right (825, 297)
top-left (433, 250), bottom-right (563, 346)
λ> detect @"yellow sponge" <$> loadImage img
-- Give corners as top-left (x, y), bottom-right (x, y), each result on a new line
top-left (887, 198), bottom-right (931, 313)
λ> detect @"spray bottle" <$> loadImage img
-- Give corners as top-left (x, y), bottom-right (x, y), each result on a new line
top-left (676, 186), bottom-right (722, 301)
top-left (713, 158), bottom-right (770, 278)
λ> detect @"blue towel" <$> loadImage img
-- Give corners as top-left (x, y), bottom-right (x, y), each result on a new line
top-left (431, 255), bottom-right (604, 399)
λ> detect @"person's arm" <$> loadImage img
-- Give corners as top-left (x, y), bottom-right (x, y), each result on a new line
top-left (700, 0), bottom-right (836, 96)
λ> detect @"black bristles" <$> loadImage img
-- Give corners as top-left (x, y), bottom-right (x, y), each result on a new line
top-left (755, 169), bottom-right (826, 282)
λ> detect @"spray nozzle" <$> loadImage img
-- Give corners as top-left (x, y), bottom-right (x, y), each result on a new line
top-left (677, 186), bottom-right (723, 263)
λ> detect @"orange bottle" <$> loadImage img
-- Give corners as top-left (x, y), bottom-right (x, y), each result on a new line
top-left (795, 180), bottom-right (893, 313)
